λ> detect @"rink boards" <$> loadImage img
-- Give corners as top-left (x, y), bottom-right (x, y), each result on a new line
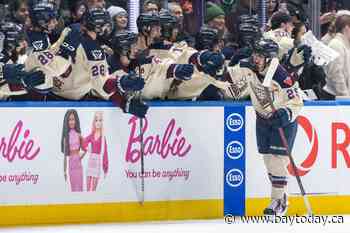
top-left (0, 101), bottom-right (349, 225)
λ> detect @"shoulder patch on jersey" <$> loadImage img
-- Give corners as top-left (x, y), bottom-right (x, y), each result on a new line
top-left (80, 35), bottom-right (105, 61)
top-left (272, 65), bottom-right (296, 88)
top-left (58, 29), bottom-right (81, 61)
top-left (27, 31), bottom-right (50, 52)
top-left (152, 56), bottom-right (162, 64)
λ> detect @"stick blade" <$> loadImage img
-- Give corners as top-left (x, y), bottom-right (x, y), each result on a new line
top-left (262, 58), bottom-right (279, 87)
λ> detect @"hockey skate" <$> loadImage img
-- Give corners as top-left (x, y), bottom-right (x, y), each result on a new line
top-left (263, 193), bottom-right (288, 216)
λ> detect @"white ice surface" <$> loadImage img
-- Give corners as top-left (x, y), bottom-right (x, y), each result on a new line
top-left (0, 217), bottom-right (350, 233)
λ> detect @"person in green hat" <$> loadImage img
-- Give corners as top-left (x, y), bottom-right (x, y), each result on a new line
top-left (205, 2), bottom-right (226, 37)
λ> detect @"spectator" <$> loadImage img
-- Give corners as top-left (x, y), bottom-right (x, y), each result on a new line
top-left (181, 0), bottom-right (196, 36)
top-left (168, 1), bottom-right (193, 45)
top-left (169, 1), bottom-right (183, 26)
top-left (205, 2), bottom-right (226, 38)
top-left (86, 0), bottom-right (106, 8)
top-left (7, 0), bottom-right (31, 29)
top-left (107, 6), bottom-right (128, 33)
top-left (225, 0), bottom-right (257, 45)
top-left (322, 10), bottom-right (350, 45)
top-left (324, 14), bottom-right (350, 97)
top-left (67, 1), bottom-right (86, 26)
top-left (143, 0), bottom-right (159, 14)
top-left (268, 0), bottom-right (279, 19)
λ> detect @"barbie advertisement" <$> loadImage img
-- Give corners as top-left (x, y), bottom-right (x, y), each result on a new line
top-left (0, 106), bottom-right (223, 205)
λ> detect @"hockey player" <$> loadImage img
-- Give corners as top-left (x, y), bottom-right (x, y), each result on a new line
top-left (162, 25), bottom-right (226, 100)
top-left (119, 12), bottom-right (195, 100)
top-left (24, 1), bottom-right (72, 98)
top-left (229, 14), bottom-right (262, 66)
top-left (264, 11), bottom-right (295, 59)
top-left (223, 38), bottom-right (303, 215)
top-left (51, 7), bottom-right (113, 100)
top-left (54, 7), bottom-right (147, 118)
top-left (0, 22), bottom-right (28, 64)
top-left (0, 21), bottom-right (47, 100)
top-left (147, 11), bottom-right (225, 100)
top-left (105, 31), bottom-right (148, 117)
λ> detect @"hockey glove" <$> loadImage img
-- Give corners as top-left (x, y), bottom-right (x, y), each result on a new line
top-left (199, 51), bottom-right (225, 78)
top-left (118, 71), bottom-right (145, 92)
top-left (124, 96), bottom-right (149, 118)
top-left (297, 45), bottom-right (312, 65)
top-left (270, 108), bottom-right (291, 128)
top-left (229, 47), bottom-right (253, 67)
top-left (174, 64), bottom-right (194, 81)
top-left (3, 64), bottom-right (45, 87)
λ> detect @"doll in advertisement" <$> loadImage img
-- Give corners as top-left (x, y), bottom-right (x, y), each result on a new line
top-left (82, 112), bottom-right (109, 192)
top-left (61, 109), bottom-right (85, 192)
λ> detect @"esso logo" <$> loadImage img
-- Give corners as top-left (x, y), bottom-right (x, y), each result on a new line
top-left (226, 113), bottom-right (244, 132)
top-left (226, 169), bottom-right (244, 187)
top-left (226, 141), bottom-right (244, 160)
top-left (288, 115), bottom-right (319, 177)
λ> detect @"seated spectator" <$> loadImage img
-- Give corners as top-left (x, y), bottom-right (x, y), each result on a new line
top-left (67, 1), bottom-right (86, 26)
top-left (168, 1), bottom-right (193, 45)
top-left (107, 6), bottom-right (128, 33)
top-left (205, 2), bottom-right (226, 38)
top-left (7, 0), bottom-right (31, 29)
top-left (143, 0), bottom-right (159, 14)
top-left (86, 0), bottom-right (106, 8)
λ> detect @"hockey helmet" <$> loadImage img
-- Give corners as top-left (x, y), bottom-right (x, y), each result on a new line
top-left (29, 2), bottom-right (57, 33)
top-left (253, 38), bottom-right (279, 59)
top-left (110, 30), bottom-right (138, 56)
top-left (159, 9), bottom-right (177, 40)
top-left (195, 25), bottom-right (219, 51)
top-left (82, 7), bottom-right (112, 40)
top-left (0, 22), bottom-right (26, 53)
top-left (137, 12), bottom-right (160, 34)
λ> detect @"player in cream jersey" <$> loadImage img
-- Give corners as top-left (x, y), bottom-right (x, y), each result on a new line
top-left (51, 7), bottom-right (115, 101)
top-left (126, 12), bottom-right (195, 100)
top-left (224, 39), bottom-right (303, 216)
top-left (149, 11), bottom-right (225, 100)
top-left (264, 12), bottom-right (294, 60)
top-left (24, 2), bottom-right (72, 97)
top-left (0, 21), bottom-right (45, 100)
top-left (165, 26), bottom-right (226, 100)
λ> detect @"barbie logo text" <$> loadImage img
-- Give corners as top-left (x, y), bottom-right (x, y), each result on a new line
top-left (126, 117), bottom-right (192, 163)
top-left (0, 121), bottom-right (40, 162)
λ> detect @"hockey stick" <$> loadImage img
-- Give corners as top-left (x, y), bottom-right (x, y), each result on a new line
top-left (205, 74), bottom-right (231, 90)
top-left (49, 27), bottom-right (72, 54)
top-left (262, 58), bottom-right (313, 215)
top-left (137, 65), bottom-right (145, 205)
